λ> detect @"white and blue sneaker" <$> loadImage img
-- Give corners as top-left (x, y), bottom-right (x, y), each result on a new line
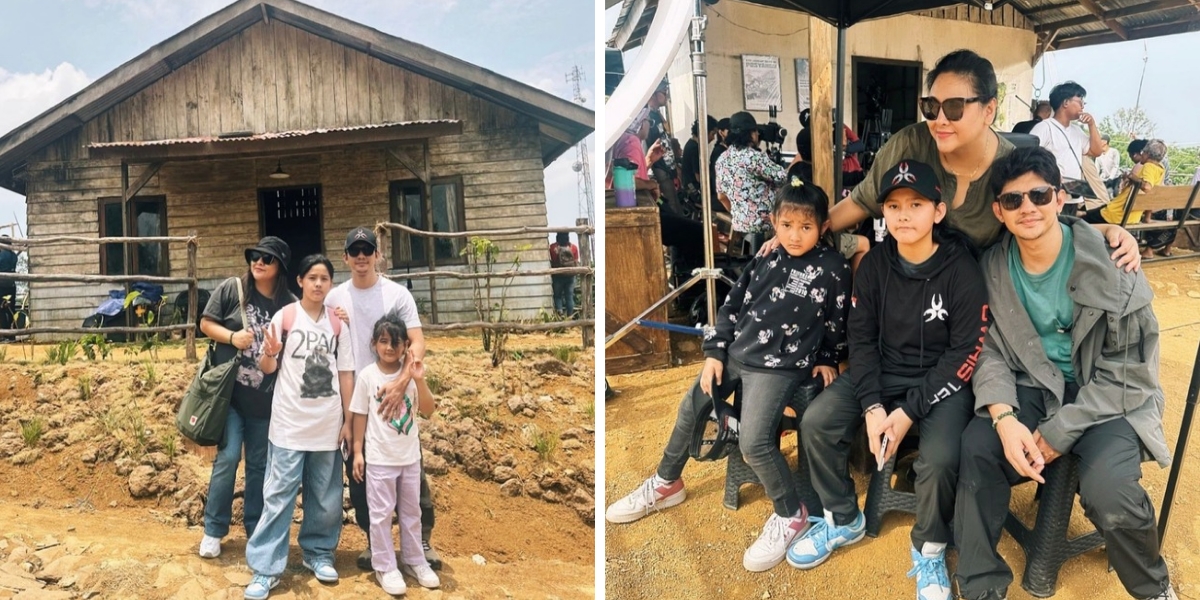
top-left (303, 559), bottom-right (339, 583)
top-left (784, 509), bottom-right (866, 570)
top-left (243, 575), bottom-right (279, 600)
top-left (908, 544), bottom-right (952, 600)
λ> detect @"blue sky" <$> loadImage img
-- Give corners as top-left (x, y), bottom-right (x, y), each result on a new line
top-left (605, 5), bottom-right (1200, 143)
top-left (0, 0), bottom-right (596, 237)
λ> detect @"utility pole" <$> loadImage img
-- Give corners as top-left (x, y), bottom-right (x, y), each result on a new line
top-left (566, 65), bottom-right (594, 258)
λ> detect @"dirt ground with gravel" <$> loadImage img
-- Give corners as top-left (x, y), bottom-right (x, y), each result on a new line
top-left (0, 332), bottom-right (595, 600)
top-left (605, 260), bottom-right (1200, 600)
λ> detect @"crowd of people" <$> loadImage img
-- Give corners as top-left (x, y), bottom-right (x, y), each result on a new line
top-left (606, 49), bottom-right (1178, 600)
top-left (197, 227), bottom-right (441, 598)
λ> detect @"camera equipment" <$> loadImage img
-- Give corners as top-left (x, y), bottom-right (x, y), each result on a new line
top-left (758, 106), bottom-right (788, 166)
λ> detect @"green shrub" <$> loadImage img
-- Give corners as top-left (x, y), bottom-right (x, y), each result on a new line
top-left (20, 417), bottom-right (45, 447)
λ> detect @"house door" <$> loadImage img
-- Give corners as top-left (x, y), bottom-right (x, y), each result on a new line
top-left (259, 185), bottom-right (322, 297)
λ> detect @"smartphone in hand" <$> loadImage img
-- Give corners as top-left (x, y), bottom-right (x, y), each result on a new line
top-left (341, 441), bottom-right (350, 462)
top-left (876, 436), bottom-right (890, 472)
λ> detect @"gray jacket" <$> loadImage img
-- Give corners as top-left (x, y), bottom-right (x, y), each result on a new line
top-left (974, 216), bottom-right (1170, 467)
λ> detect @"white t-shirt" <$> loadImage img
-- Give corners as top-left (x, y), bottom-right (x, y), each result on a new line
top-left (326, 277), bottom-right (422, 375)
top-left (267, 303), bottom-right (355, 451)
top-left (349, 363), bottom-right (422, 467)
top-left (1030, 118), bottom-right (1090, 182)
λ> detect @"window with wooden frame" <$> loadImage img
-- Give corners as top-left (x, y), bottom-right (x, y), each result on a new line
top-left (388, 177), bottom-right (466, 267)
top-left (98, 196), bottom-right (169, 276)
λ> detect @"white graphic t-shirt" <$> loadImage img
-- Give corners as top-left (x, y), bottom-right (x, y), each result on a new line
top-left (349, 363), bottom-right (421, 467)
top-left (267, 304), bottom-right (354, 451)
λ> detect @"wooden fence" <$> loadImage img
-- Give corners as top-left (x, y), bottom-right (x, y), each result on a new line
top-left (0, 234), bottom-right (201, 360)
top-left (376, 218), bottom-right (595, 347)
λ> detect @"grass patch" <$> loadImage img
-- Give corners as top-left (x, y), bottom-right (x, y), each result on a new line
top-left (20, 417), bottom-right (45, 447)
top-left (585, 399), bottom-right (595, 424)
top-left (523, 424), bottom-right (558, 462)
top-left (142, 361), bottom-right (158, 389)
top-left (425, 371), bottom-right (445, 395)
top-left (98, 405), bottom-right (122, 436)
top-left (159, 431), bottom-right (178, 460)
top-left (78, 375), bottom-right (92, 402)
top-left (0, 347), bottom-right (6, 363)
top-left (45, 339), bottom-right (79, 365)
top-left (550, 345), bottom-right (578, 364)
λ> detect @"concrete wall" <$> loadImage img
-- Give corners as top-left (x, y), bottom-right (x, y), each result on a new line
top-left (665, 1), bottom-right (1037, 146)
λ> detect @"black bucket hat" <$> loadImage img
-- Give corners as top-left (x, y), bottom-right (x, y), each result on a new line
top-left (876, 160), bottom-right (943, 205)
top-left (244, 236), bottom-right (292, 271)
top-left (728, 111), bottom-right (758, 136)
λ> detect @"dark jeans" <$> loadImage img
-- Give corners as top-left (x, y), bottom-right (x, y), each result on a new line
top-left (204, 407), bottom-right (270, 538)
top-left (551, 275), bottom-right (576, 316)
top-left (657, 359), bottom-right (807, 518)
top-left (803, 373), bottom-right (973, 548)
top-left (954, 384), bottom-right (1170, 599)
top-left (348, 444), bottom-right (435, 542)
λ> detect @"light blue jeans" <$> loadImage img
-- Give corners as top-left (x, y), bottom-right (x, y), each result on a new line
top-left (203, 407), bottom-right (270, 538)
top-left (244, 443), bottom-right (344, 577)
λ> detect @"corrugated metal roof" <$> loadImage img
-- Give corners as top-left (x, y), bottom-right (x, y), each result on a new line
top-left (86, 120), bottom-right (460, 149)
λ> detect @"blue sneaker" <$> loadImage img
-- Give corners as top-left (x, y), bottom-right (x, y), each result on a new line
top-left (908, 545), bottom-right (952, 600)
top-left (784, 510), bottom-right (866, 569)
top-left (302, 559), bottom-right (339, 583)
top-left (243, 575), bottom-right (279, 600)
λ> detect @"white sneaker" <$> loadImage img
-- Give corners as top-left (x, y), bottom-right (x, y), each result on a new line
top-left (198, 535), bottom-right (221, 559)
top-left (604, 477), bottom-right (686, 524)
top-left (401, 563), bottom-right (441, 589)
top-left (377, 570), bottom-right (407, 595)
top-left (743, 513), bottom-right (809, 572)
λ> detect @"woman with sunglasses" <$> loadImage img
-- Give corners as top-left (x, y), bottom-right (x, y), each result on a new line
top-left (197, 236), bottom-right (296, 560)
top-left (761, 49), bottom-right (1141, 269)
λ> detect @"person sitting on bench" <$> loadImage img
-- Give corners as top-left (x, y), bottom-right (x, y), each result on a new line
top-left (605, 178), bottom-right (849, 574)
top-left (954, 146), bottom-right (1176, 600)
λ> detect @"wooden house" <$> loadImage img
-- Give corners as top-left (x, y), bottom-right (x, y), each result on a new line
top-left (0, 0), bottom-right (594, 333)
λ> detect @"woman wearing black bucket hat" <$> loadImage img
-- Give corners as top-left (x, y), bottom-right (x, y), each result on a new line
top-left (714, 111), bottom-right (788, 240)
top-left (197, 236), bottom-right (296, 560)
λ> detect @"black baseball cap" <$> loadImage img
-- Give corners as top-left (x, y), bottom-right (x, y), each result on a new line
top-left (876, 160), bottom-right (942, 205)
top-left (344, 226), bottom-right (378, 251)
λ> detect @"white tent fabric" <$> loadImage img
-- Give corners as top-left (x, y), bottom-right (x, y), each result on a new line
top-left (603, 0), bottom-right (693, 150)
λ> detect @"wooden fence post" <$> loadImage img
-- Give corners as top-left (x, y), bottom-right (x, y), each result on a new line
top-left (576, 218), bottom-right (593, 348)
top-left (186, 231), bottom-right (197, 361)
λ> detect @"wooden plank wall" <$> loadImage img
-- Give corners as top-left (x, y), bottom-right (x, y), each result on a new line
top-left (914, 4), bottom-right (1031, 30)
top-left (23, 20), bottom-right (555, 335)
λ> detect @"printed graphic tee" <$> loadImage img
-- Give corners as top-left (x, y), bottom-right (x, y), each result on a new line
top-left (203, 277), bottom-right (294, 420)
top-left (266, 303), bottom-right (354, 451)
top-left (349, 363), bottom-right (421, 467)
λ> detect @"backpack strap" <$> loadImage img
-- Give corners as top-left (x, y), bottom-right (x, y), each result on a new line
top-left (280, 302), bottom-right (341, 351)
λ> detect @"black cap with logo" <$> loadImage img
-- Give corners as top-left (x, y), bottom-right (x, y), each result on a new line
top-left (344, 226), bottom-right (378, 252)
top-left (876, 160), bottom-right (943, 205)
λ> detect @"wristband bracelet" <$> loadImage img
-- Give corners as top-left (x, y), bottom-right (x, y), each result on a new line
top-left (862, 403), bottom-right (884, 417)
top-left (991, 410), bottom-right (1018, 429)
top-left (229, 331), bottom-right (235, 346)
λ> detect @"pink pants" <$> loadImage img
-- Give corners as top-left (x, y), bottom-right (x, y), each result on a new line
top-left (366, 463), bottom-right (427, 573)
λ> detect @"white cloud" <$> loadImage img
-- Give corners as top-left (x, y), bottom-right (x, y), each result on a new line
top-left (0, 63), bottom-right (93, 136)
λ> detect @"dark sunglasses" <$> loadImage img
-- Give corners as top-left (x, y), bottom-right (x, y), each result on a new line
top-left (919, 96), bottom-right (983, 121)
top-left (346, 244), bottom-right (376, 258)
top-left (247, 250), bottom-right (276, 265)
top-left (996, 185), bottom-right (1057, 211)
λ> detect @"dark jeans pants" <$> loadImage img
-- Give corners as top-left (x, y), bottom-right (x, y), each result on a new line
top-left (348, 443), bottom-right (435, 543)
top-left (551, 275), bottom-right (576, 316)
top-left (954, 384), bottom-right (1170, 599)
top-left (657, 359), bottom-right (807, 518)
top-left (803, 373), bottom-right (973, 549)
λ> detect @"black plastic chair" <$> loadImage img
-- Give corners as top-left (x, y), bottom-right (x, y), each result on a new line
top-left (863, 447), bottom-right (919, 537)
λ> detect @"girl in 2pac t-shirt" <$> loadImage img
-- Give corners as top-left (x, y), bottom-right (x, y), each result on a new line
top-left (242, 254), bottom-right (355, 599)
top-left (350, 311), bottom-right (438, 595)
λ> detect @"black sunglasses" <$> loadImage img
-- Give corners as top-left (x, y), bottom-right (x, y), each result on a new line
top-left (996, 185), bottom-right (1057, 211)
top-left (346, 244), bottom-right (376, 258)
top-left (919, 96), bottom-right (983, 122)
top-left (247, 250), bottom-right (276, 265)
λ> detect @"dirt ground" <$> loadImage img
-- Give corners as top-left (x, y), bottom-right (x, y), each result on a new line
top-left (0, 331), bottom-right (595, 600)
top-left (605, 260), bottom-right (1200, 600)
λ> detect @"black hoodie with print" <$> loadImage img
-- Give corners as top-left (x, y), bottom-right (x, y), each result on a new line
top-left (848, 235), bottom-right (989, 420)
top-left (702, 244), bottom-right (850, 372)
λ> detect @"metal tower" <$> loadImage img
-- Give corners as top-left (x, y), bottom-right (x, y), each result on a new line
top-left (566, 65), bottom-right (594, 255)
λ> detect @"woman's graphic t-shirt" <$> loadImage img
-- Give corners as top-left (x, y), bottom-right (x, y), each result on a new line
top-left (202, 277), bottom-right (294, 419)
top-left (266, 304), bottom-right (354, 451)
top-left (349, 363), bottom-right (421, 467)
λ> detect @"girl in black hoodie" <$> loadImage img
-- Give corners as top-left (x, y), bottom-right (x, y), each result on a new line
top-left (787, 160), bottom-right (988, 600)
top-left (605, 176), bottom-right (851, 574)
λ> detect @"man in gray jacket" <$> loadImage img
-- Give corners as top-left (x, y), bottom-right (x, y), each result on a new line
top-left (953, 147), bottom-right (1176, 600)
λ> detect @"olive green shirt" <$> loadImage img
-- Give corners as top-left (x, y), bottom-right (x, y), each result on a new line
top-left (850, 122), bottom-right (1015, 249)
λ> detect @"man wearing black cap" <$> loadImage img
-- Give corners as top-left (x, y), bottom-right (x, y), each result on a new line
top-left (324, 226), bottom-right (441, 572)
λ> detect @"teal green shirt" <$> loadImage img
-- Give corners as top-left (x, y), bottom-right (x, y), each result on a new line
top-left (1009, 223), bottom-right (1076, 383)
